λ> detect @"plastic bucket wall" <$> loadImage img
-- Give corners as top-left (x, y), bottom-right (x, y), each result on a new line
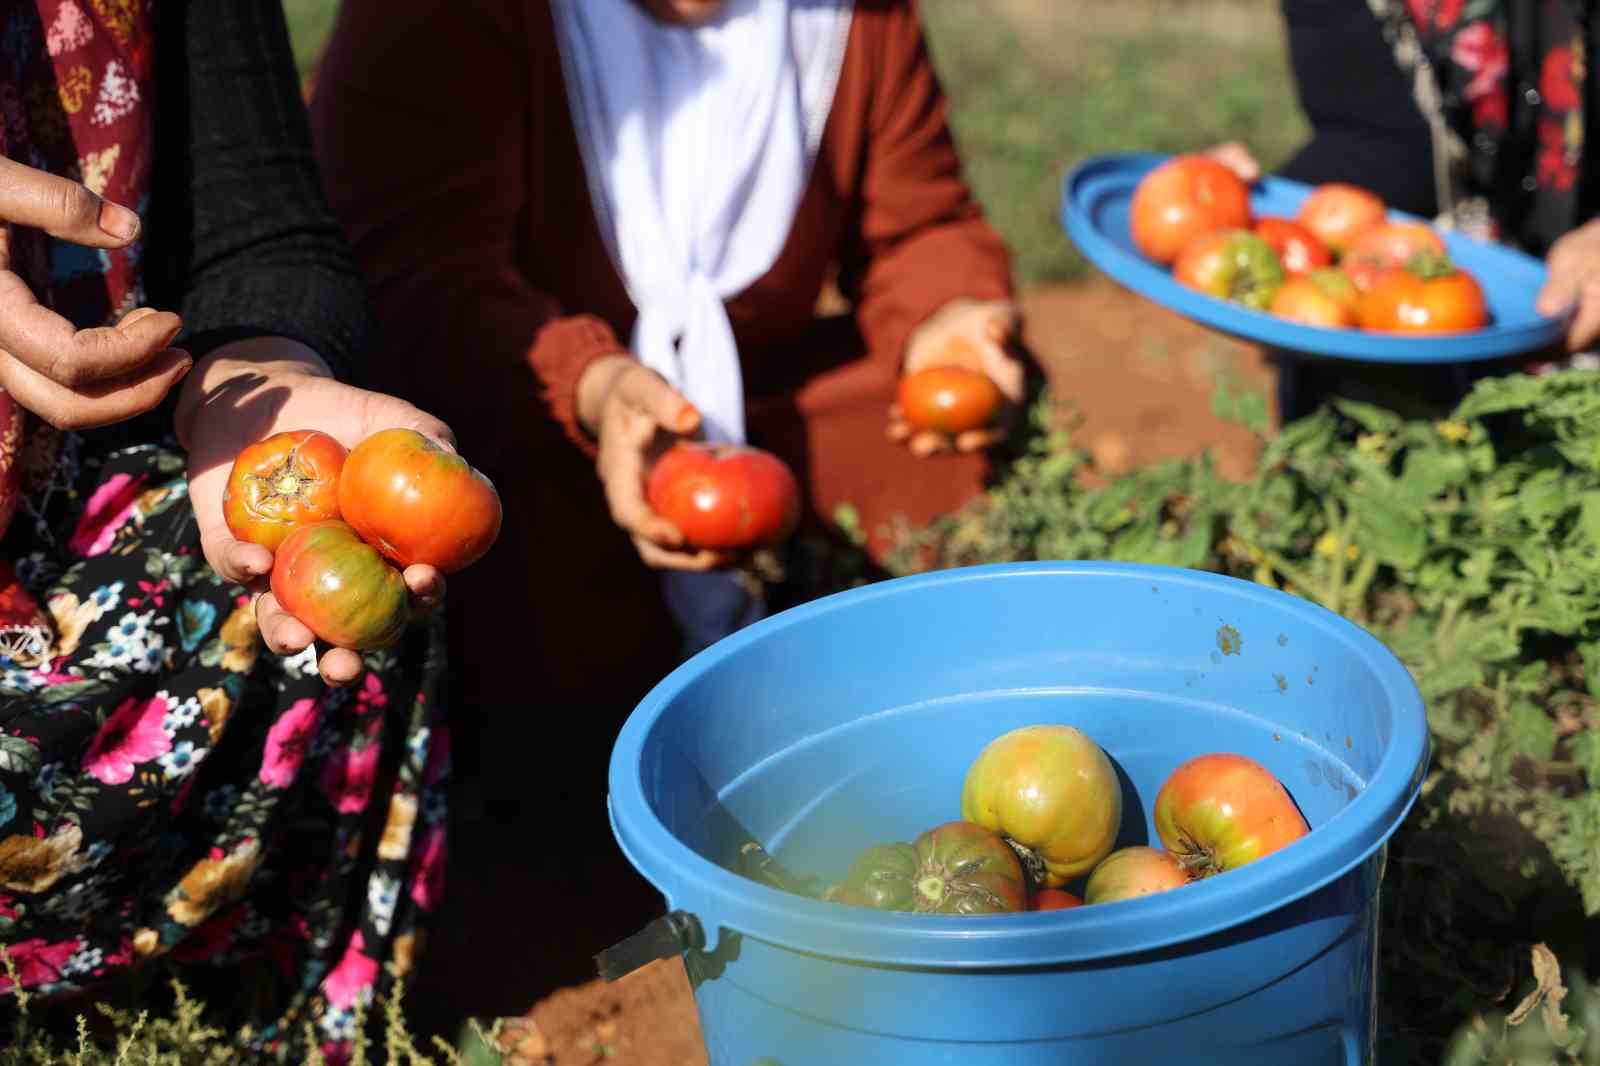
top-left (607, 562), bottom-right (1430, 1065)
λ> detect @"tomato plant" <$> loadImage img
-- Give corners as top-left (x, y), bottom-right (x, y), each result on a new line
top-left (1154, 753), bottom-right (1309, 878)
top-left (1253, 217), bottom-right (1331, 276)
top-left (1359, 253), bottom-right (1489, 334)
top-left (1130, 155), bottom-right (1252, 265)
top-left (337, 428), bottom-right (502, 574)
top-left (1172, 229), bottom-right (1286, 311)
top-left (222, 430), bottom-right (347, 552)
top-left (1083, 846), bottom-right (1190, 904)
top-left (1032, 887), bottom-right (1083, 911)
top-left (1268, 270), bottom-right (1360, 328)
top-left (831, 820), bottom-right (1026, 915)
top-left (646, 441), bottom-right (801, 552)
top-left (897, 366), bottom-right (1001, 436)
top-left (960, 723), bottom-right (1121, 886)
top-left (270, 520), bottom-right (410, 650)
top-left (1296, 182), bottom-right (1386, 254)
top-left (1342, 222), bottom-right (1448, 292)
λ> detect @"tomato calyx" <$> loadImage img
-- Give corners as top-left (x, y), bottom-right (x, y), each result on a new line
top-left (243, 449), bottom-right (332, 519)
top-left (1402, 248), bottom-right (1459, 281)
top-left (1170, 829), bottom-right (1223, 879)
top-left (1000, 837), bottom-right (1050, 889)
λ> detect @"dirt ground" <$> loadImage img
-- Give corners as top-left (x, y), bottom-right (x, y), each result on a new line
top-left (494, 277), bottom-right (1280, 1065)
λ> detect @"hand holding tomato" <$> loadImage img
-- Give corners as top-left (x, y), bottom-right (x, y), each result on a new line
top-left (890, 299), bottom-right (1026, 457)
top-left (176, 337), bottom-right (452, 687)
top-left (1536, 217), bottom-right (1600, 352)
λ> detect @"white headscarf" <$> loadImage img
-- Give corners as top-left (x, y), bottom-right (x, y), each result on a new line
top-left (552, 0), bottom-right (854, 652)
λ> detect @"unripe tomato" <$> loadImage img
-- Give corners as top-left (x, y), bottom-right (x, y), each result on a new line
top-left (1296, 182), bottom-right (1387, 255)
top-left (1154, 752), bottom-right (1309, 878)
top-left (1268, 270), bottom-right (1360, 328)
top-left (1083, 846), bottom-right (1190, 904)
top-left (960, 724), bottom-right (1121, 886)
top-left (645, 442), bottom-right (801, 552)
top-left (222, 430), bottom-right (347, 552)
top-left (831, 820), bottom-right (1027, 915)
top-left (1172, 229), bottom-right (1287, 311)
top-left (1130, 155), bottom-right (1253, 265)
top-left (1252, 217), bottom-right (1332, 277)
top-left (270, 520), bottom-right (410, 650)
top-left (1342, 222), bottom-right (1447, 292)
top-left (1358, 254), bottom-right (1489, 334)
top-left (897, 367), bottom-right (1001, 436)
top-left (337, 428), bottom-right (502, 574)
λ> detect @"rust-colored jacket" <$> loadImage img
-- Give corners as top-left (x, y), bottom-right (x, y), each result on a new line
top-left (309, 0), bottom-right (1014, 710)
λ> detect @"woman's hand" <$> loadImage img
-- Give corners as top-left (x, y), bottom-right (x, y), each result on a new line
top-left (575, 353), bottom-right (731, 571)
top-left (0, 156), bottom-right (192, 428)
top-left (890, 298), bottom-right (1027, 456)
top-left (175, 336), bottom-right (453, 686)
top-left (1537, 218), bottom-right (1600, 353)
top-left (1205, 142), bottom-right (1263, 184)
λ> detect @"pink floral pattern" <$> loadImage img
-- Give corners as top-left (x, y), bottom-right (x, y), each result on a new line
top-left (66, 471), bottom-right (147, 556)
top-left (322, 930), bottom-right (380, 1010)
top-left (259, 697), bottom-right (323, 788)
top-left (82, 692), bottom-right (171, 784)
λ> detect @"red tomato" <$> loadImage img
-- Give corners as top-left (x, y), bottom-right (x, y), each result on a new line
top-left (1130, 155), bottom-right (1253, 265)
top-left (646, 442), bottom-right (801, 552)
top-left (897, 367), bottom-right (1001, 435)
top-left (270, 520), bottom-right (410, 650)
top-left (1268, 270), bottom-right (1359, 329)
top-left (222, 430), bottom-right (347, 552)
top-left (1154, 753), bottom-right (1310, 878)
top-left (1172, 229), bottom-right (1286, 311)
top-left (1358, 254), bottom-right (1489, 334)
top-left (960, 724), bottom-right (1121, 886)
top-left (1032, 887), bottom-right (1083, 912)
top-left (1252, 217), bottom-right (1332, 276)
top-left (1342, 222), bottom-right (1448, 292)
top-left (1083, 847), bottom-right (1190, 904)
top-left (337, 429), bottom-right (503, 574)
top-left (1296, 183), bottom-right (1387, 255)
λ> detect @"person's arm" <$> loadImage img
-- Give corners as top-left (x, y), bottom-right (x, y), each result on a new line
top-left (307, 0), bottom-right (626, 465)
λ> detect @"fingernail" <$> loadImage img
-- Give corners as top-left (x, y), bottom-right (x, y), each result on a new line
top-left (99, 201), bottom-right (140, 242)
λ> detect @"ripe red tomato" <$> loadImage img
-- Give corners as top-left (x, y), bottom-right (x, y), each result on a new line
top-left (1342, 222), bottom-right (1448, 292)
top-left (897, 367), bottom-right (1001, 435)
top-left (645, 442), bottom-right (801, 552)
top-left (270, 520), bottom-right (410, 650)
top-left (222, 430), bottom-right (347, 552)
top-left (1296, 183), bottom-right (1386, 255)
top-left (831, 821), bottom-right (1027, 915)
top-left (1358, 255), bottom-right (1489, 334)
top-left (1252, 217), bottom-right (1332, 276)
top-left (1154, 753), bottom-right (1310, 878)
top-left (1268, 270), bottom-right (1360, 329)
top-left (1130, 155), bottom-right (1253, 265)
top-left (1032, 887), bottom-right (1083, 912)
top-left (337, 429), bottom-right (502, 574)
top-left (960, 724), bottom-right (1121, 886)
top-left (1083, 847), bottom-right (1191, 905)
top-left (1172, 229), bottom-right (1287, 311)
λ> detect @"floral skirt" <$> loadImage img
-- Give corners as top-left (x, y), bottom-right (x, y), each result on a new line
top-left (0, 435), bottom-right (449, 1062)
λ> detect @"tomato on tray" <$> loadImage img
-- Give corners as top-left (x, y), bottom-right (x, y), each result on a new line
top-left (1130, 154), bottom-right (1252, 265)
top-left (1154, 753), bottom-right (1310, 878)
top-left (223, 429), bottom-right (347, 552)
top-left (270, 520), bottom-right (411, 651)
top-left (1342, 222), bottom-right (1448, 292)
top-left (1269, 269), bottom-right (1360, 329)
top-left (1084, 846), bottom-right (1191, 905)
top-left (646, 441), bottom-right (801, 552)
top-left (1360, 252), bottom-right (1490, 334)
top-left (1032, 887), bottom-right (1083, 912)
top-left (897, 366), bottom-right (1001, 436)
top-left (1295, 182), bottom-right (1386, 255)
top-left (830, 820), bottom-right (1027, 915)
top-left (1172, 229), bottom-right (1286, 311)
top-left (1253, 217), bottom-right (1331, 277)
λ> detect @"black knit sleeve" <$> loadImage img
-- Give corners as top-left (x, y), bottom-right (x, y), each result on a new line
top-left (145, 0), bottom-right (371, 383)
top-left (1274, 0), bottom-right (1439, 220)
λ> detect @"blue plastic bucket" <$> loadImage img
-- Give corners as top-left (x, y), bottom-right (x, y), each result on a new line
top-left (606, 562), bottom-right (1430, 1065)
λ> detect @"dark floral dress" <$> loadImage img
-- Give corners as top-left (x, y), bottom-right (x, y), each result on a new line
top-left (0, 3), bottom-right (451, 1063)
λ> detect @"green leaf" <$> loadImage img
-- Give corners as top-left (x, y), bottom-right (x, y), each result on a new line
top-left (1353, 489), bottom-right (1428, 570)
top-left (0, 736), bottom-right (39, 776)
top-left (1501, 699), bottom-right (1558, 764)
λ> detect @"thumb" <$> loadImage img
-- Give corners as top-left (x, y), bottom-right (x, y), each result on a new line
top-left (980, 301), bottom-right (1022, 344)
top-left (617, 365), bottom-right (700, 434)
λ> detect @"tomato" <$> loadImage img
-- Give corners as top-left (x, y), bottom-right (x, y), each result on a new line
top-left (1342, 222), bottom-right (1447, 292)
top-left (1083, 846), bottom-right (1190, 904)
top-left (645, 441), bottom-right (801, 552)
top-left (897, 366), bottom-right (1001, 435)
top-left (1172, 229), bottom-right (1287, 311)
top-left (1252, 217), bottom-right (1331, 276)
top-left (1295, 183), bottom-right (1386, 255)
top-left (269, 520), bottom-right (410, 650)
top-left (1130, 155), bottom-right (1253, 265)
top-left (1268, 270), bottom-right (1360, 328)
top-left (1032, 887), bottom-right (1083, 912)
top-left (831, 820), bottom-right (1026, 915)
top-left (1153, 753), bottom-right (1310, 878)
top-left (222, 430), bottom-right (347, 552)
top-left (1358, 253), bottom-right (1489, 334)
top-left (337, 428), bottom-right (502, 574)
top-left (960, 724), bottom-right (1121, 886)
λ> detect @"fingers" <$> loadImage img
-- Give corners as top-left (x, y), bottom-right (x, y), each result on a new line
top-left (615, 363), bottom-right (701, 434)
top-left (254, 591), bottom-right (316, 656)
top-left (0, 344), bottom-right (192, 430)
top-left (1206, 141), bottom-right (1262, 183)
top-left (0, 273), bottom-right (183, 389)
top-left (403, 564), bottom-right (446, 612)
top-left (318, 648), bottom-right (366, 688)
top-left (0, 155), bottom-right (141, 245)
top-left (979, 301), bottom-right (1022, 345)
top-left (909, 430), bottom-right (949, 458)
top-left (631, 534), bottom-right (730, 571)
top-left (1565, 279), bottom-right (1600, 352)
top-left (202, 533), bottom-right (274, 589)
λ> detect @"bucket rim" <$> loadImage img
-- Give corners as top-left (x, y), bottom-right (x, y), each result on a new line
top-left (606, 561), bottom-right (1430, 967)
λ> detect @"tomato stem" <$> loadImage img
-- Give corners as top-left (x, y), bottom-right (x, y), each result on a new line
top-left (916, 874), bottom-right (947, 905)
top-left (1175, 830), bottom-right (1220, 879)
top-left (1002, 838), bottom-right (1049, 888)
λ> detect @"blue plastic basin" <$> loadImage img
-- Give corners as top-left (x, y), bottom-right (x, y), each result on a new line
top-left (607, 562), bottom-right (1430, 1065)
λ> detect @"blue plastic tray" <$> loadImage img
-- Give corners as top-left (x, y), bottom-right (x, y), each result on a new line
top-left (1062, 151), bottom-right (1569, 364)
